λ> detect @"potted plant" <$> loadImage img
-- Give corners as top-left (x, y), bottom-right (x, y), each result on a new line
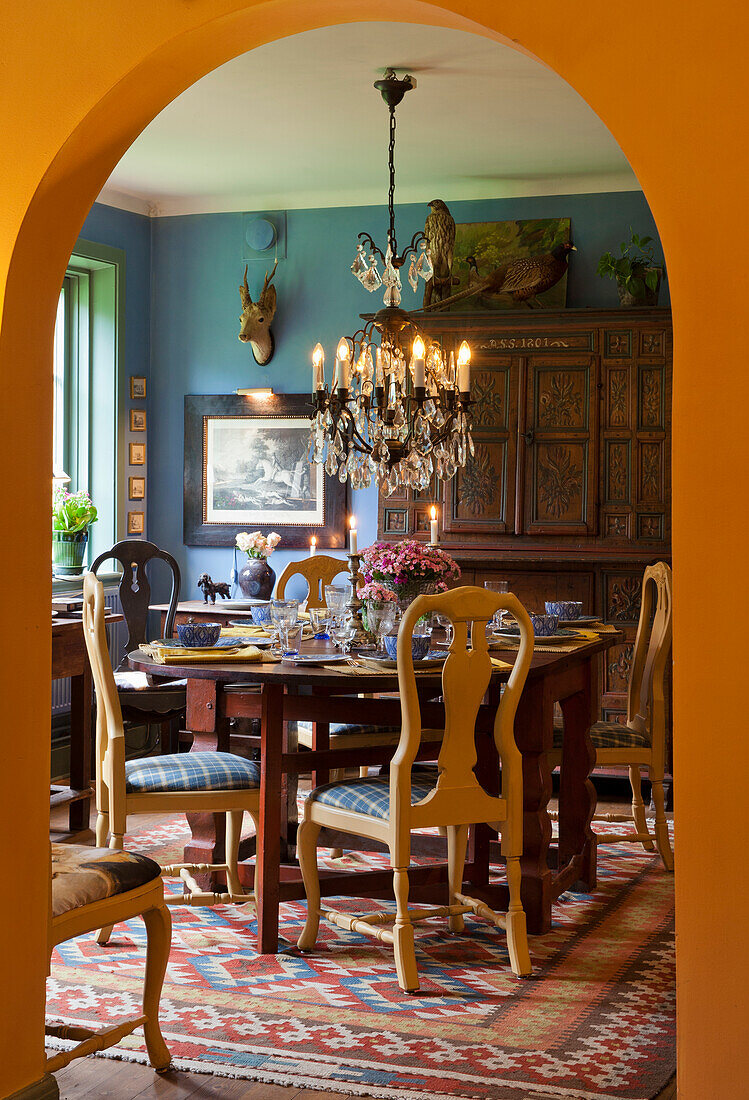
top-left (360, 539), bottom-right (461, 614)
top-left (235, 530), bottom-right (281, 599)
top-left (597, 229), bottom-right (665, 306)
top-left (52, 488), bottom-right (98, 575)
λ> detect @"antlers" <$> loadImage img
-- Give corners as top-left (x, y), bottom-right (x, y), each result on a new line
top-left (239, 261), bottom-right (277, 308)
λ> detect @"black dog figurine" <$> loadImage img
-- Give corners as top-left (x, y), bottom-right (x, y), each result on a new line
top-left (197, 573), bottom-right (231, 603)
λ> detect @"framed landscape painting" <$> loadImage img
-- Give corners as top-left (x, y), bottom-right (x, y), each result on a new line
top-left (184, 394), bottom-right (347, 548)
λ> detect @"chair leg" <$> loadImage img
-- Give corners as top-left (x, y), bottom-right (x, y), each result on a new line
top-left (97, 832), bottom-right (125, 946)
top-left (651, 778), bottom-right (674, 871)
top-left (629, 765), bottom-right (655, 852)
top-left (95, 812), bottom-right (109, 848)
top-left (505, 856), bottom-right (532, 978)
top-left (392, 867), bottom-right (419, 993)
top-left (447, 825), bottom-right (468, 934)
top-left (224, 810), bottom-right (245, 899)
top-left (141, 903), bottom-right (172, 1072)
top-left (296, 818), bottom-right (322, 952)
top-left (329, 768), bottom-right (345, 859)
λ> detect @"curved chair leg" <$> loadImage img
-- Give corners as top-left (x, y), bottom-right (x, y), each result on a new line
top-left (651, 778), bottom-right (674, 871)
top-left (629, 766), bottom-right (655, 852)
top-left (224, 810), bottom-right (245, 900)
top-left (505, 856), bottom-right (532, 978)
top-left (296, 818), bottom-right (322, 952)
top-left (95, 812), bottom-right (109, 848)
top-left (97, 832), bottom-right (125, 945)
top-left (329, 769), bottom-right (345, 859)
top-left (141, 902), bottom-right (172, 1071)
top-left (447, 825), bottom-right (468, 934)
top-left (392, 867), bottom-right (419, 993)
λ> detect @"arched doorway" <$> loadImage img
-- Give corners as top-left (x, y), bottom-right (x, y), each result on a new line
top-left (2, 4), bottom-right (746, 1098)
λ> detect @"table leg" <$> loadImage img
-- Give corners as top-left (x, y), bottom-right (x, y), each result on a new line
top-left (558, 676), bottom-right (597, 893)
top-left (184, 679), bottom-right (229, 877)
top-left (514, 680), bottom-right (554, 934)
top-left (256, 682), bottom-right (285, 954)
top-left (68, 666), bottom-right (92, 832)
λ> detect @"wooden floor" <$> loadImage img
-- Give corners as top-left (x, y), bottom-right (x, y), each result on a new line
top-left (50, 789), bottom-right (676, 1100)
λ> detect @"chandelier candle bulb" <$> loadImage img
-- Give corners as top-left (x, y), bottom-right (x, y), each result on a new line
top-left (312, 343), bottom-right (325, 391)
top-left (430, 505), bottom-right (439, 545)
top-left (411, 335), bottom-right (426, 391)
top-left (349, 517), bottom-right (358, 556)
top-left (310, 535), bottom-right (316, 557)
top-left (457, 341), bottom-right (472, 394)
top-left (336, 339), bottom-right (350, 391)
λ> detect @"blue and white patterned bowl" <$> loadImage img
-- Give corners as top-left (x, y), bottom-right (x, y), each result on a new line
top-left (545, 600), bottom-right (583, 621)
top-left (530, 613), bottom-right (559, 637)
top-left (176, 621), bottom-right (221, 648)
top-left (383, 633), bottom-right (431, 662)
top-left (250, 602), bottom-right (272, 626)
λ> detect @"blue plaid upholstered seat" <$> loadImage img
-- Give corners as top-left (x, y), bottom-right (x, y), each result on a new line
top-left (308, 773), bottom-right (437, 820)
top-left (552, 720), bottom-right (650, 752)
top-left (297, 721), bottom-right (400, 740)
top-left (124, 752), bottom-right (260, 794)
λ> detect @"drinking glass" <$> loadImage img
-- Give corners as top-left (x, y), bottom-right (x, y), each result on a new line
top-left (270, 598), bottom-right (299, 651)
top-left (367, 600), bottom-right (397, 655)
top-left (330, 616), bottom-right (356, 654)
top-left (433, 611), bottom-right (453, 646)
top-left (309, 607), bottom-right (330, 639)
top-left (484, 579), bottom-right (510, 632)
top-left (324, 584), bottom-right (351, 616)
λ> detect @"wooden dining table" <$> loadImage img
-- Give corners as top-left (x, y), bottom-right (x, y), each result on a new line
top-left (131, 631), bottom-right (617, 951)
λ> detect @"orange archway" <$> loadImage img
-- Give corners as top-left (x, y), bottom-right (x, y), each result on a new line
top-left (2, 4), bottom-right (748, 1097)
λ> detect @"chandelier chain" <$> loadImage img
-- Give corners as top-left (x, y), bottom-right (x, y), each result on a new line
top-left (387, 104), bottom-right (397, 255)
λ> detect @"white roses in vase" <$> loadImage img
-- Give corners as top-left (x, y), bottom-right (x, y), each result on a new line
top-left (235, 530), bottom-right (282, 559)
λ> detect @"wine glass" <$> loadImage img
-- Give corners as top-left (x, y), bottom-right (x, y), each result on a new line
top-left (330, 616), bottom-right (356, 654)
top-left (484, 580), bottom-right (509, 633)
top-left (309, 607), bottom-right (330, 639)
top-left (433, 611), bottom-right (453, 646)
top-left (324, 584), bottom-right (351, 616)
top-left (367, 600), bottom-right (397, 655)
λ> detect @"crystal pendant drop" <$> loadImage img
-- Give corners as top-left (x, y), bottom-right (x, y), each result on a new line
top-left (351, 243), bottom-right (367, 280)
top-left (325, 448), bottom-right (337, 477)
top-left (415, 241), bottom-right (433, 282)
top-left (338, 460), bottom-right (348, 483)
top-left (382, 244), bottom-right (398, 287)
top-left (361, 254), bottom-right (382, 293)
top-left (408, 256), bottom-right (418, 293)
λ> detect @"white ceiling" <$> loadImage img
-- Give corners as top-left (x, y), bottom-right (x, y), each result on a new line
top-left (99, 22), bottom-right (639, 217)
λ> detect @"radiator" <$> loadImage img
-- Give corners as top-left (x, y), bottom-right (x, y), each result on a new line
top-left (52, 588), bottom-right (125, 717)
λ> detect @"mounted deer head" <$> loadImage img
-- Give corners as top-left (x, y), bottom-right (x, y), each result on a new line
top-left (238, 261), bottom-right (277, 365)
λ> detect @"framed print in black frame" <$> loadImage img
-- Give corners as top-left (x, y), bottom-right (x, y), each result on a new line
top-left (383, 507), bottom-right (408, 535)
top-left (184, 394), bottom-right (348, 548)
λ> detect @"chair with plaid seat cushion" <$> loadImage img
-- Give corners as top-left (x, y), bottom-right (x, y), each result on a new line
top-left (297, 586), bottom-right (535, 994)
top-left (46, 842), bottom-right (171, 1075)
top-left (82, 574), bottom-right (260, 946)
top-left (548, 562), bottom-right (673, 870)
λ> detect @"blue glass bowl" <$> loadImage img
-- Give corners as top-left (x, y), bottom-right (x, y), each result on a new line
top-left (530, 613), bottom-right (559, 637)
top-left (176, 621), bottom-right (221, 648)
top-left (545, 600), bottom-right (583, 621)
top-left (383, 633), bottom-right (431, 662)
top-left (250, 602), bottom-right (272, 626)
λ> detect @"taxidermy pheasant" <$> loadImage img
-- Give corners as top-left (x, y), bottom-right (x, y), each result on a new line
top-left (425, 242), bottom-right (576, 310)
top-left (422, 199), bottom-right (456, 308)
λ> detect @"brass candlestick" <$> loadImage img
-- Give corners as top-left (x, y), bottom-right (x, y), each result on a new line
top-left (344, 552), bottom-right (372, 647)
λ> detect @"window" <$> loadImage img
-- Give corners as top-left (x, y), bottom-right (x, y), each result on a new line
top-left (52, 240), bottom-right (127, 574)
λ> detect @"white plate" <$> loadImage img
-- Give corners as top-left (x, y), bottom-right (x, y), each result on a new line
top-left (564, 615), bottom-right (600, 626)
top-left (281, 653), bottom-right (348, 666)
top-left (360, 651), bottom-right (447, 670)
top-left (492, 628), bottom-right (587, 644)
top-left (221, 597), bottom-right (270, 608)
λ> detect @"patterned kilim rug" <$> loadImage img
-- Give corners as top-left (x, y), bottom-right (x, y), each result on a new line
top-left (47, 814), bottom-right (675, 1100)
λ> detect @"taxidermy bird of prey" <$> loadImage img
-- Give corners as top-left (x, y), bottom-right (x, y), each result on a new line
top-left (422, 199), bottom-right (456, 308)
top-left (425, 242), bottom-right (577, 311)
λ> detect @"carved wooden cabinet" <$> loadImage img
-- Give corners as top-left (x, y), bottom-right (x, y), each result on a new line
top-left (376, 308), bottom-right (672, 729)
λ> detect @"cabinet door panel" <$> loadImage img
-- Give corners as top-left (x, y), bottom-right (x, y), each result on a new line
top-left (522, 357), bottom-right (598, 535)
top-left (444, 356), bottom-right (517, 535)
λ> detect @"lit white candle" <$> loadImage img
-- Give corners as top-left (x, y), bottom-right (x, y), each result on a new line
top-left (349, 516), bottom-right (358, 555)
top-left (430, 504), bottom-right (439, 545)
top-left (312, 343), bottom-right (325, 390)
top-left (310, 535), bottom-right (316, 557)
top-left (375, 347), bottom-right (385, 388)
top-left (411, 335), bottom-right (426, 390)
top-left (457, 341), bottom-right (471, 393)
top-left (336, 338), bottom-right (350, 390)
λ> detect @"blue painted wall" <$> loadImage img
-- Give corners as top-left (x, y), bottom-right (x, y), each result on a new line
top-left (83, 190), bottom-right (665, 603)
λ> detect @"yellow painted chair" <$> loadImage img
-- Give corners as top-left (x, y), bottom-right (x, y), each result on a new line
top-left (275, 552), bottom-right (353, 608)
top-left (81, 573), bottom-right (260, 942)
top-left (46, 842), bottom-right (171, 1074)
top-left (296, 585), bottom-right (535, 993)
top-left (549, 561), bottom-right (673, 870)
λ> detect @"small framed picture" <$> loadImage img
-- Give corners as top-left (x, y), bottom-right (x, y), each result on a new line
top-left (129, 408), bottom-right (146, 432)
top-left (128, 476), bottom-right (146, 501)
top-left (129, 442), bottom-right (146, 466)
top-left (414, 508), bottom-right (431, 534)
top-left (127, 511), bottom-right (145, 535)
top-left (130, 376), bottom-right (146, 399)
top-left (384, 507), bottom-right (408, 535)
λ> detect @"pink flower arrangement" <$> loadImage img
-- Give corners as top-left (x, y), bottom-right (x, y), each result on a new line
top-left (236, 530), bottom-right (281, 559)
top-left (360, 539), bottom-right (461, 597)
top-left (359, 580), bottom-right (398, 603)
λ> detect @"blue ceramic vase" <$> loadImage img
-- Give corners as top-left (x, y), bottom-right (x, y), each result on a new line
top-left (238, 556), bottom-right (275, 600)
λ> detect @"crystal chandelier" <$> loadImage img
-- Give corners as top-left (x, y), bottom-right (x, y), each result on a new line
top-left (308, 71), bottom-right (474, 497)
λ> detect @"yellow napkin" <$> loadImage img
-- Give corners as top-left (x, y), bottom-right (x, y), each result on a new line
top-left (490, 657), bottom-right (513, 671)
top-left (570, 628), bottom-right (604, 641)
top-left (220, 625), bottom-right (271, 638)
top-left (150, 645), bottom-right (268, 665)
